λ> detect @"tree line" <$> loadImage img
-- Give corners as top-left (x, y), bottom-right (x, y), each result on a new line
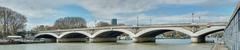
top-left (33, 17), bottom-right (126, 31)
top-left (0, 7), bottom-right (27, 38)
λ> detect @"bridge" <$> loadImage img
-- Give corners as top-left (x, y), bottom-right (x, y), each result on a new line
top-left (35, 22), bottom-right (227, 43)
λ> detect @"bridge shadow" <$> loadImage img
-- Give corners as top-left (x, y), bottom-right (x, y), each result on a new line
top-left (58, 33), bottom-right (89, 43)
top-left (135, 30), bottom-right (191, 44)
top-left (35, 34), bottom-right (57, 43)
top-left (90, 31), bottom-right (133, 43)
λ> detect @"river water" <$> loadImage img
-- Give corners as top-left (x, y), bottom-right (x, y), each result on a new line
top-left (0, 39), bottom-right (214, 50)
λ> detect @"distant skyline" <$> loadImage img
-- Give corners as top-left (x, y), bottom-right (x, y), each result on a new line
top-left (0, 0), bottom-right (238, 29)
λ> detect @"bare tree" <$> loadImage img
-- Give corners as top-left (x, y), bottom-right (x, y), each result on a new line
top-left (96, 21), bottom-right (110, 27)
top-left (32, 25), bottom-right (55, 31)
top-left (0, 7), bottom-right (27, 37)
top-left (54, 17), bottom-right (87, 29)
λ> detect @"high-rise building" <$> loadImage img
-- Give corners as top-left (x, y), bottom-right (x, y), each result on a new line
top-left (111, 19), bottom-right (117, 26)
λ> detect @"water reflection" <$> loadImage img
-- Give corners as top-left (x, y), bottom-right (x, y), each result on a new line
top-left (0, 39), bottom-right (213, 50)
top-left (155, 39), bottom-right (191, 45)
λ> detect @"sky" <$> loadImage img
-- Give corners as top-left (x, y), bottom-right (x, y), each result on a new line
top-left (0, 0), bottom-right (239, 30)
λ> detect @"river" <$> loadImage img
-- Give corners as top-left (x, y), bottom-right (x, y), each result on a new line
top-left (0, 39), bottom-right (214, 50)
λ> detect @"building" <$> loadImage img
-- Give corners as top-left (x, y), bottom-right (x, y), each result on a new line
top-left (111, 19), bottom-right (117, 26)
top-left (224, 3), bottom-right (240, 50)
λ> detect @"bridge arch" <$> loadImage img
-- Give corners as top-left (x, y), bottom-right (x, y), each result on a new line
top-left (90, 29), bottom-right (135, 42)
top-left (58, 31), bottom-right (91, 42)
top-left (35, 33), bottom-right (59, 38)
top-left (92, 29), bottom-right (135, 38)
top-left (191, 27), bottom-right (225, 43)
top-left (194, 27), bottom-right (225, 37)
top-left (135, 28), bottom-right (194, 37)
top-left (133, 28), bottom-right (194, 42)
top-left (35, 33), bottom-right (59, 42)
top-left (59, 31), bottom-right (91, 38)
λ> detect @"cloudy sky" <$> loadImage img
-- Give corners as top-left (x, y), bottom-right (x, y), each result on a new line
top-left (0, 0), bottom-right (238, 29)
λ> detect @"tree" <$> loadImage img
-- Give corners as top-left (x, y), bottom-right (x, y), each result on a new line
top-left (117, 23), bottom-right (126, 26)
top-left (16, 30), bottom-right (27, 38)
top-left (28, 30), bottom-right (38, 36)
top-left (54, 17), bottom-right (87, 29)
top-left (96, 21), bottom-right (110, 27)
top-left (32, 25), bottom-right (54, 31)
top-left (16, 30), bottom-right (38, 38)
top-left (0, 6), bottom-right (27, 37)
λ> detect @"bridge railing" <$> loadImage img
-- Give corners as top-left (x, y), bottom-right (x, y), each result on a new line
top-left (39, 22), bottom-right (227, 33)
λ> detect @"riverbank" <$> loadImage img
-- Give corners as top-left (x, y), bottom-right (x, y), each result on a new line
top-left (211, 43), bottom-right (228, 50)
top-left (0, 39), bottom-right (47, 45)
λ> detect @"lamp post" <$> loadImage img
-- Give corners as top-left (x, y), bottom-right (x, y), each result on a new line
top-left (191, 13), bottom-right (198, 32)
top-left (137, 16), bottom-right (139, 26)
top-left (149, 16), bottom-right (152, 25)
top-left (192, 13), bottom-right (195, 24)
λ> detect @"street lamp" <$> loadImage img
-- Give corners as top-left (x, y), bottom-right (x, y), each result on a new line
top-left (149, 16), bottom-right (152, 25)
top-left (192, 13), bottom-right (194, 24)
top-left (137, 16), bottom-right (139, 26)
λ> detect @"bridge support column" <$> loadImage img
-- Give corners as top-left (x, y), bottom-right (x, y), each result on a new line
top-left (191, 36), bottom-right (205, 43)
top-left (133, 37), bottom-right (155, 43)
top-left (88, 38), bottom-right (117, 43)
top-left (56, 38), bottom-right (59, 43)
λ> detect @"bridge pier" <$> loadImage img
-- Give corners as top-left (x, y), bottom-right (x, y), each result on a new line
top-left (191, 36), bottom-right (205, 43)
top-left (56, 38), bottom-right (59, 43)
top-left (133, 37), bottom-right (155, 43)
top-left (88, 38), bottom-right (117, 43)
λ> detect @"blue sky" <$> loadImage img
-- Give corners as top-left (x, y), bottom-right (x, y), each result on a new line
top-left (0, 0), bottom-right (238, 29)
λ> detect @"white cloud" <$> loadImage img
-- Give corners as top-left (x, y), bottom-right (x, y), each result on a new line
top-left (0, 0), bottom-right (70, 18)
top-left (71, 0), bottom-right (234, 26)
top-left (0, 0), bottom-right (234, 18)
top-left (0, 0), bottom-right (235, 29)
top-left (113, 11), bottom-right (230, 25)
top-left (73, 0), bottom-right (234, 17)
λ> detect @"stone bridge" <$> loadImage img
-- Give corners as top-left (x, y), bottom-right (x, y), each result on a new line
top-left (35, 22), bottom-right (226, 43)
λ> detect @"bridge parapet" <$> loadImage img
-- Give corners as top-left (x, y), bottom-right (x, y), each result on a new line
top-left (36, 22), bottom-right (226, 43)
top-left (39, 22), bottom-right (227, 33)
